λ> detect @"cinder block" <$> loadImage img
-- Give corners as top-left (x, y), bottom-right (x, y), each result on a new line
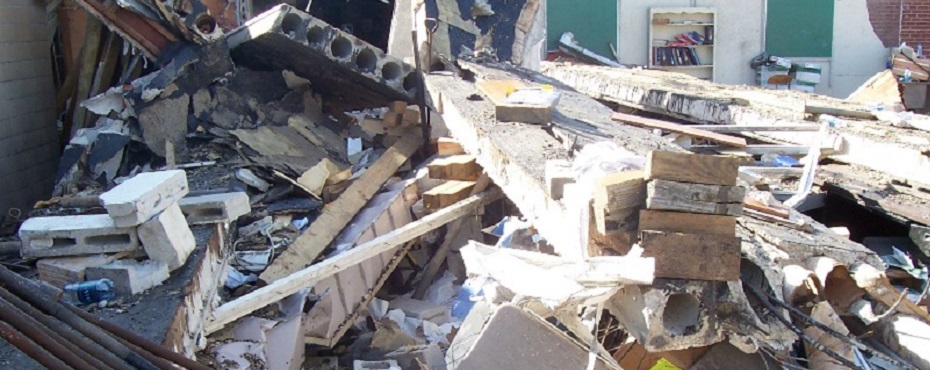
top-left (606, 279), bottom-right (726, 352)
top-left (85, 259), bottom-right (170, 295)
top-left (99, 170), bottom-right (189, 227)
top-left (19, 215), bottom-right (141, 258)
top-left (353, 359), bottom-right (400, 370)
top-left (178, 192), bottom-right (250, 225)
top-left (138, 203), bottom-right (196, 270)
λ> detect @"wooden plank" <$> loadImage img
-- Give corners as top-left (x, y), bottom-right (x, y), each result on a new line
top-left (690, 145), bottom-right (824, 156)
top-left (645, 151), bottom-right (739, 186)
top-left (639, 231), bottom-right (741, 281)
top-left (423, 180), bottom-right (475, 210)
top-left (476, 80), bottom-right (556, 124)
top-left (688, 125), bottom-right (820, 132)
top-left (638, 210), bottom-right (735, 236)
top-left (428, 155), bottom-right (481, 181)
top-left (647, 180), bottom-right (744, 216)
top-left (206, 189), bottom-right (501, 334)
top-left (412, 174), bottom-right (493, 299)
top-left (612, 112), bottom-right (747, 148)
top-left (259, 134), bottom-right (423, 282)
top-left (743, 197), bottom-right (790, 218)
top-left (593, 170), bottom-right (646, 214)
top-left (475, 80), bottom-right (524, 104)
top-left (436, 137), bottom-right (465, 155)
top-left (805, 103), bottom-right (876, 120)
top-left (68, 16), bottom-right (103, 138)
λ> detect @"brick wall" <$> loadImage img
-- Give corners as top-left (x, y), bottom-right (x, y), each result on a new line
top-left (0, 1), bottom-right (60, 219)
top-left (868, 0), bottom-right (930, 50)
top-left (867, 0), bottom-right (903, 47)
top-left (901, 0), bottom-right (930, 49)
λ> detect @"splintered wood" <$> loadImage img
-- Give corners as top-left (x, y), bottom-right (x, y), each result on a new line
top-left (636, 150), bottom-right (743, 281)
top-left (424, 181), bottom-right (476, 210)
top-left (259, 134), bottom-right (422, 282)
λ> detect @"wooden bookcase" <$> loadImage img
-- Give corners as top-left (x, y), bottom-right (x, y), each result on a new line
top-left (648, 7), bottom-right (717, 81)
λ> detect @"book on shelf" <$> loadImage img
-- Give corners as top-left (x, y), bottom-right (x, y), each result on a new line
top-left (652, 47), bottom-right (705, 67)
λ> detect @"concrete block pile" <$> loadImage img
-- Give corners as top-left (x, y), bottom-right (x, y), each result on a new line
top-left (20, 170), bottom-right (250, 297)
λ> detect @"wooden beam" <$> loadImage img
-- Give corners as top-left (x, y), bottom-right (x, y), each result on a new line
top-left (646, 151), bottom-right (740, 186)
top-left (612, 112), bottom-right (748, 148)
top-left (639, 231), bottom-right (741, 281)
top-left (690, 145), bottom-right (828, 156)
top-left (805, 103), bottom-right (876, 120)
top-left (67, 16), bottom-right (103, 139)
top-left (689, 125), bottom-right (820, 132)
top-left (424, 180), bottom-right (475, 210)
top-left (428, 155), bottom-right (481, 181)
top-left (206, 189), bottom-right (502, 334)
top-left (646, 179), bottom-right (744, 216)
top-left (436, 138), bottom-right (465, 156)
top-left (259, 134), bottom-right (423, 282)
top-left (413, 174), bottom-right (492, 299)
top-left (638, 210), bottom-right (735, 236)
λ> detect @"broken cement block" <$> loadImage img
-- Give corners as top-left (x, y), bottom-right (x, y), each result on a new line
top-left (447, 302), bottom-right (608, 370)
top-left (389, 297), bottom-right (447, 320)
top-left (228, 5), bottom-right (417, 110)
top-left (20, 215), bottom-right (141, 258)
top-left (84, 259), bottom-right (169, 295)
top-left (545, 159), bottom-right (574, 200)
top-left (99, 170), bottom-right (189, 227)
top-left (178, 192), bottom-right (250, 225)
top-left (36, 253), bottom-right (129, 287)
top-left (138, 203), bottom-right (196, 270)
top-left (384, 344), bottom-right (446, 370)
top-left (606, 279), bottom-right (726, 352)
top-left (354, 360), bottom-right (400, 370)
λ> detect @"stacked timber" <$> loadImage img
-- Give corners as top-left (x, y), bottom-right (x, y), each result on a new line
top-left (637, 151), bottom-right (744, 281)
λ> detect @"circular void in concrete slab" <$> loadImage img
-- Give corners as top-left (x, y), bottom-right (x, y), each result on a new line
top-left (281, 13), bottom-right (303, 36)
top-left (307, 26), bottom-right (326, 46)
top-left (194, 13), bottom-right (217, 34)
top-left (403, 73), bottom-right (418, 93)
top-left (356, 48), bottom-right (378, 72)
top-left (663, 293), bottom-right (701, 336)
top-left (381, 62), bottom-right (402, 81)
top-left (331, 36), bottom-right (353, 59)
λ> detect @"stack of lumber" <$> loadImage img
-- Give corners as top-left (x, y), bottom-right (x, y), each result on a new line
top-left (637, 151), bottom-right (744, 281)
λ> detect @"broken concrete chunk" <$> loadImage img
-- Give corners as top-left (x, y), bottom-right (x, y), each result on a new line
top-left (354, 360), bottom-right (400, 370)
top-left (37, 253), bottom-right (129, 287)
top-left (545, 159), bottom-right (574, 200)
top-left (136, 93), bottom-right (189, 157)
top-left (138, 203), bottom-right (196, 270)
top-left (389, 297), bottom-right (447, 320)
top-left (178, 192), bottom-right (250, 225)
top-left (99, 170), bottom-right (190, 227)
top-left (85, 259), bottom-right (170, 295)
top-left (20, 215), bottom-right (141, 258)
top-left (384, 344), bottom-right (446, 370)
top-left (236, 168), bottom-right (271, 192)
top-left (606, 279), bottom-right (726, 352)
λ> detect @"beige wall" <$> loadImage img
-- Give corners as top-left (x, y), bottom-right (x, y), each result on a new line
top-left (0, 0), bottom-right (59, 216)
top-left (616, 0), bottom-right (889, 98)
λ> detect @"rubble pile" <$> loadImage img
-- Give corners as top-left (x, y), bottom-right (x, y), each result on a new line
top-left (2, 0), bottom-right (930, 369)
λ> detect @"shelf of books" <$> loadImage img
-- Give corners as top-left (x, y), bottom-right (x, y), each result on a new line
top-left (648, 7), bottom-right (716, 81)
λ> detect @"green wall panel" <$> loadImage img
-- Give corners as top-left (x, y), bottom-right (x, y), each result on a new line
top-left (765, 0), bottom-right (834, 57)
top-left (547, 0), bottom-right (617, 58)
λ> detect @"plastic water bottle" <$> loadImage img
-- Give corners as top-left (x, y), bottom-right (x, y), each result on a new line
top-left (904, 68), bottom-right (913, 83)
top-left (918, 43), bottom-right (924, 57)
top-left (65, 279), bottom-right (116, 304)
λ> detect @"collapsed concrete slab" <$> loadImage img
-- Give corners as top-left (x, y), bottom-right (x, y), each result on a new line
top-left (19, 215), bottom-right (141, 258)
top-left (227, 5), bottom-right (417, 109)
top-left (178, 192), bottom-right (250, 225)
top-left (447, 302), bottom-right (611, 370)
top-left (99, 170), bottom-right (189, 227)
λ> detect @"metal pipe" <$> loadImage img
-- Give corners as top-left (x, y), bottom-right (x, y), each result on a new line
top-left (0, 287), bottom-right (129, 370)
top-left (0, 265), bottom-right (159, 370)
top-left (0, 296), bottom-right (99, 370)
top-left (68, 304), bottom-right (213, 370)
top-left (0, 319), bottom-right (74, 370)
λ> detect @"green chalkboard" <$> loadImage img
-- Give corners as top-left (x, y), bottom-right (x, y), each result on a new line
top-left (765, 0), bottom-right (834, 57)
top-left (547, 0), bottom-right (617, 58)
